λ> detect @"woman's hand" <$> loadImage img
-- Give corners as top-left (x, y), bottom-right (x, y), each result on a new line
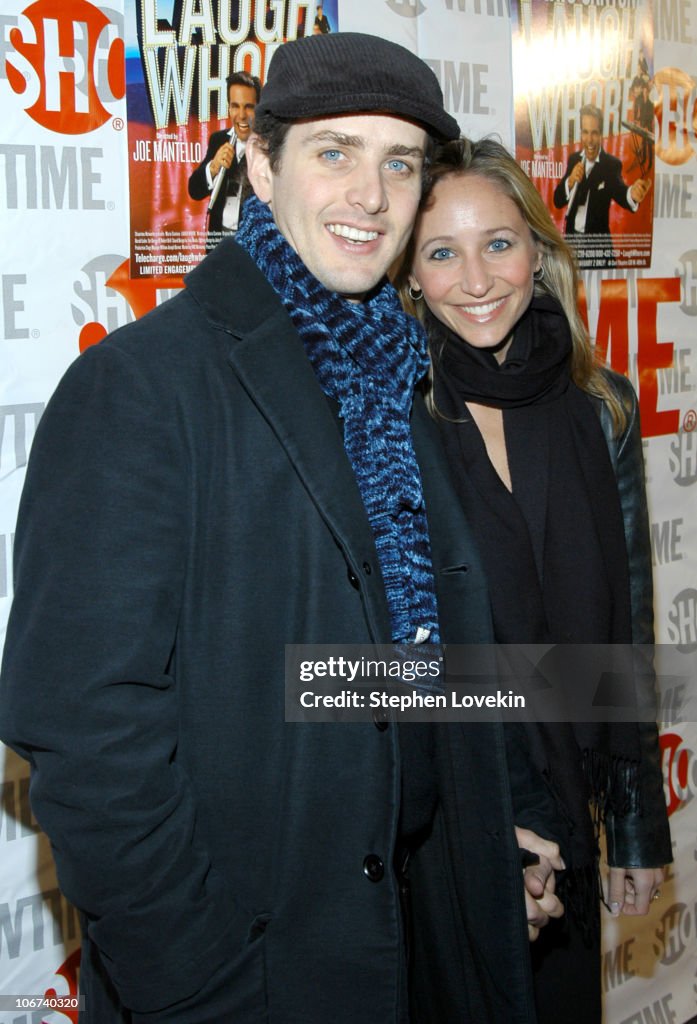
top-left (607, 866), bottom-right (664, 916)
top-left (515, 827), bottom-right (566, 941)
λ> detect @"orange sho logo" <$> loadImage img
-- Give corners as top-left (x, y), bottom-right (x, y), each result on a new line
top-left (654, 67), bottom-right (697, 166)
top-left (660, 730), bottom-right (695, 816)
top-left (6, 0), bottom-right (125, 134)
top-left (43, 947), bottom-right (81, 1024)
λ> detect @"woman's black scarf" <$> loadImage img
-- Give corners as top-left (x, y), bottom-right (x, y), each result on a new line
top-left (430, 294), bottom-right (642, 906)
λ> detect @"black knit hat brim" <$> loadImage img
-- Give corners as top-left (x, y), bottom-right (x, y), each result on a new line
top-left (255, 33), bottom-right (460, 142)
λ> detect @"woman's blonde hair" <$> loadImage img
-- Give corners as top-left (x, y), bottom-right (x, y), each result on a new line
top-left (394, 137), bottom-right (627, 432)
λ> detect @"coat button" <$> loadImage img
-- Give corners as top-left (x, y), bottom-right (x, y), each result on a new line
top-left (373, 709), bottom-right (389, 731)
top-left (363, 854), bottom-right (385, 882)
top-left (347, 567), bottom-right (359, 589)
top-left (362, 561), bottom-right (372, 575)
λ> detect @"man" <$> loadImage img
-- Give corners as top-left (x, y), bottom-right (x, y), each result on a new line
top-left (188, 70), bottom-right (260, 246)
top-left (553, 104), bottom-right (651, 235)
top-left (0, 33), bottom-right (559, 1024)
top-left (313, 4), bottom-right (331, 33)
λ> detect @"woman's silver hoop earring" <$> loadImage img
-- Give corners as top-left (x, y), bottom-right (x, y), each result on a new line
top-left (409, 285), bottom-right (423, 301)
top-left (533, 266), bottom-right (545, 281)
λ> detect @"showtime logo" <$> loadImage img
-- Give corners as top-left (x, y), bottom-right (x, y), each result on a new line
top-left (43, 947), bottom-right (81, 1024)
top-left (6, 0), bottom-right (125, 135)
top-left (654, 66), bottom-right (697, 166)
top-left (666, 588), bottom-right (697, 651)
top-left (661, 731), bottom-right (696, 817)
top-left (72, 255), bottom-right (185, 351)
top-left (386, 0), bottom-right (427, 17)
top-left (668, 431), bottom-right (697, 486)
top-left (652, 901), bottom-right (696, 968)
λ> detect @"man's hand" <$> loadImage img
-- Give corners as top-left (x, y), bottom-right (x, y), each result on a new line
top-left (606, 866), bottom-right (664, 917)
top-left (210, 141), bottom-right (235, 179)
top-left (630, 177), bottom-right (651, 203)
top-left (515, 827), bottom-right (565, 942)
top-left (568, 162), bottom-right (585, 188)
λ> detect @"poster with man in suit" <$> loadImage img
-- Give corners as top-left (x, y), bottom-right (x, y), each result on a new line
top-left (511, 0), bottom-right (655, 269)
top-left (187, 71), bottom-right (260, 251)
top-left (124, 0), bottom-right (326, 279)
top-left (552, 103), bottom-right (651, 240)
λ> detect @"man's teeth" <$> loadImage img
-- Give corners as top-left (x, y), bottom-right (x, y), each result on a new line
top-left (328, 224), bottom-right (378, 242)
top-left (462, 298), bottom-right (505, 315)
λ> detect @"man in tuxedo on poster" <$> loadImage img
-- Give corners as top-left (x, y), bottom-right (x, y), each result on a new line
top-left (188, 70), bottom-right (261, 248)
top-left (553, 104), bottom-right (651, 237)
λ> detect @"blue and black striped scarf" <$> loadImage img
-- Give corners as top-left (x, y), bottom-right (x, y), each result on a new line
top-left (237, 196), bottom-right (440, 644)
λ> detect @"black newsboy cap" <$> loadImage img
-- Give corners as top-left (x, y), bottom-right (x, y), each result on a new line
top-left (254, 32), bottom-right (460, 142)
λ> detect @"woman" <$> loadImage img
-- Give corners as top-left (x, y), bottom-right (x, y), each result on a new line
top-left (396, 137), bottom-right (671, 1023)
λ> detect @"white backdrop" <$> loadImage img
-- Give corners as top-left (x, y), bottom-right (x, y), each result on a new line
top-left (1, 1), bottom-right (696, 1022)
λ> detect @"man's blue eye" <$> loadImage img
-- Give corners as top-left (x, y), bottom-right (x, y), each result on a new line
top-left (387, 159), bottom-right (408, 172)
top-left (322, 150), bottom-right (342, 161)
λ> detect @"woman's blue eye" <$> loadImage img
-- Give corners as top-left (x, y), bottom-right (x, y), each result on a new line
top-left (430, 248), bottom-right (454, 261)
top-left (489, 238), bottom-right (510, 252)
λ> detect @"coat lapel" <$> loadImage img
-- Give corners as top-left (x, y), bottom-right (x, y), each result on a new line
top-left (228, 305), bottom-right (381, 565)
top-left (411, 398), bottom-right (494, 644)
top-left (587, 156), bottom-right (603, 191)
